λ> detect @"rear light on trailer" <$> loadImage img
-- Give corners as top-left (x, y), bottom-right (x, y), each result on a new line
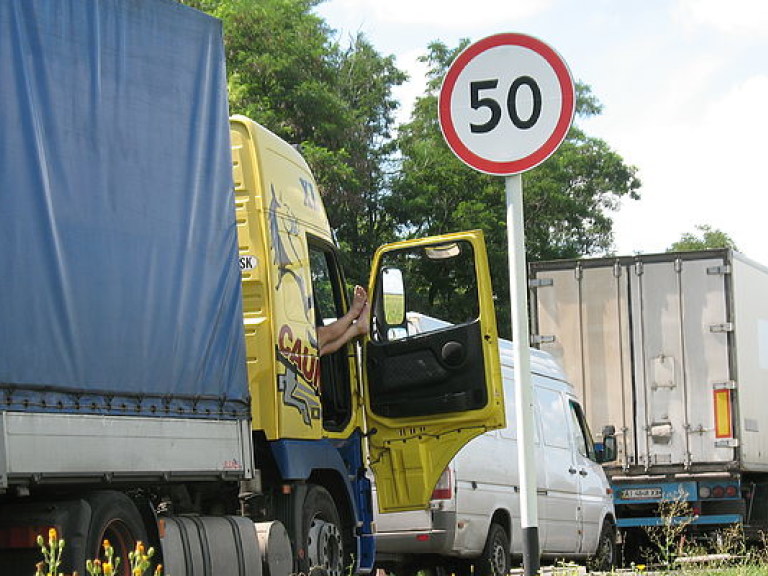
top-left (0, 526), bottom-right (58, 549)
top-left (699, 483), bottom-right (739, 499)
top-left (713, 388), bottom-right (733, 439)
top-left (431, 467), bottom-right (452, 500)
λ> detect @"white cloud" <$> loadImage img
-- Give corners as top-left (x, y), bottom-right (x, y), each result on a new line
top-left (610, 74), bottom-right (768, 262)
top-left (677, 0), bottom-right (768, 35)
top-left (391, 50), bottom-right (429, 124)
top-left (325, 0), bottom-right (554, 28)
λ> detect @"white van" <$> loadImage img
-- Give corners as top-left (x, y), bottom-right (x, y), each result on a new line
top-left (373, 314), bottom-right (617, 576)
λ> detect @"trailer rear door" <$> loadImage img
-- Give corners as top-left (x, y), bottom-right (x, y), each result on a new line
top-left (531, 253), bottom-right (736, 471)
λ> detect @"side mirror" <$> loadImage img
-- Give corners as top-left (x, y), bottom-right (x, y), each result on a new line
top-left (380, 266), bottom-right (406, 331)
top-left (595, 425), bottom-right (618, 464)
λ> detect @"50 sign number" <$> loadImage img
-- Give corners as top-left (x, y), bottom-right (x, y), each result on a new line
top-left (438, 33), bottom-right (574, 175)
top-left (470, 77), bottom-right (542, 134)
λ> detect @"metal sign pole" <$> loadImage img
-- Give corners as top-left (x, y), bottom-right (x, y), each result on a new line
top-left (506, 173), bottom-right (539, 576)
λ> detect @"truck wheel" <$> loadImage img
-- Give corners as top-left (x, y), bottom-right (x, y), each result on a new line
top-left (589, 521), bottom-right (617, 571)
top-left (477, 523), bottom-right (510, 576)
top-left (449, 559), bottom-right (474, 576)
top-left (86, 492), bottom-right (148, 576)
top-left (302, 485), bottom-right (344, 576)
top-left (620, 527), bottom-right (648, 566)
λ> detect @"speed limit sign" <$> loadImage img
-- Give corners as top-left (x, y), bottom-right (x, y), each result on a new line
top-left (438, 33), bottom-right (576, 576)
top-left (439, 33), bottom-right (575, 175)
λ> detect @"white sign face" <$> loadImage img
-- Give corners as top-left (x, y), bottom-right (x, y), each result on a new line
top-left (439, 34), bottom-right (575, 175)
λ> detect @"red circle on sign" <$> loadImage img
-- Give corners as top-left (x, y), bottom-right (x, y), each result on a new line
top-left (439, 33), bottom-right (575, 175)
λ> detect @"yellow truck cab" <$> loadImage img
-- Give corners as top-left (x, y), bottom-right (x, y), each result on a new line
top-left (230, 115), bottom-right (505, 572)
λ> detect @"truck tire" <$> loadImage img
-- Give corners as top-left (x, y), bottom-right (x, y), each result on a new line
top-left (589, 521), bottom-right (617, 571)
top-left (620, 527), bottom-right (648, 566)
top-left (476, 523), bottom-right (510, 576)
top-left (302, 485), bottom-right (344, 576)
top-left (85, 491), bottom-right (148, 576)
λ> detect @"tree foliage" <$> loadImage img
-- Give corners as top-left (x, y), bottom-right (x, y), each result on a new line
top-left (389, 41), bottom-right (641, 335)
top-left (179, 6), bottom-right (642, 333)
top-left (181, 0), bottom-right (405, 286)
top-left (669, 224), bottom-right (738, 252)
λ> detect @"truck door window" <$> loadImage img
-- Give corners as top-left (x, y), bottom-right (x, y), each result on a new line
top-left (372, 240), bottom-right (479, 340)
top-left (366, 239), bottom-right (489, 418)
top-left (308, 242), bottom-right (351, 431)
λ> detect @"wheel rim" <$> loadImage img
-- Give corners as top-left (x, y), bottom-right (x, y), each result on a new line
top-left (98, 519), bottom-right (137, 576)
top-left (489, 538), bottom-right (507, 576)
top-left (594, 529), bottom-right (615, 570)
top-left (307, 516), bottom-right (343, 576)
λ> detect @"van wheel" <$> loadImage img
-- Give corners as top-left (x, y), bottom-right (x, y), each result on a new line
top-left (477, 523), bottom-right (510, 576)
top-left (85, 492), bottom-right (148, 576)
top-left (589, 521), bottom-right (617, 571)
top-left (302, 485), bottom-right (345, 576)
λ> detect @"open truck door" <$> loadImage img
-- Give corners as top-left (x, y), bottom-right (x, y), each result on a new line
top-left (364, 231), bottom-right (505, 512)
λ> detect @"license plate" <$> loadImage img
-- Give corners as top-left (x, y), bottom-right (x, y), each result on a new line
top-left (621, 487), bottom-right (662, 500)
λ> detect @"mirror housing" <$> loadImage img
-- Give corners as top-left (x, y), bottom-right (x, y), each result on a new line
top-left (594, 425), bottom-right (618, 464)
top-left (376, 266), bottom-right (406, 338)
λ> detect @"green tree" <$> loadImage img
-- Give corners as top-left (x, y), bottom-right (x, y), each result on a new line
top-left (388, 41), bottom-right (641, 336)
top-left (669, 224), bottom-right (738, 252)
top-left (181, 0), bottom-right (405, 286)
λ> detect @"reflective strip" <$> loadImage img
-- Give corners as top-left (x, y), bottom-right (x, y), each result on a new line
top-left (713, 388), bottom-right (733, 439)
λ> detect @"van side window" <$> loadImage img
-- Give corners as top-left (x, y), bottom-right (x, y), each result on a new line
top-left (536, 387), bottom-right (569, 449)
top-left (568, 400), bottom-right (597, 461)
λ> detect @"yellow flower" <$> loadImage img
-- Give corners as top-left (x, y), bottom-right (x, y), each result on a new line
top-left (103, 561), bottom-right (113, 576)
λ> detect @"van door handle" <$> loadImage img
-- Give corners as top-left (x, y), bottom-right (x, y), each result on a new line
top-left (579, 469), bottom-right (588, 477)
top-left (568, 467), bottom-right (577, 475)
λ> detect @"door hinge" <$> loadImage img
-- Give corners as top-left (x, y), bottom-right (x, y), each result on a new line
top-left (529, 278), bottom-right (554, 289)
top-left (707, 265), bottom-right (731, 276)
top-left (715, 438), bottom-right (739, 448)
top-left (713, 380), bottom-right (737, 391)
top-left (709, 323), bottom-right (734, 333)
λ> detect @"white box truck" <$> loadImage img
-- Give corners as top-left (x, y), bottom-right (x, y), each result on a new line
top-left (529, 249), bottom-right (768, 554)
top-left (373, 315), bottom-right (617, 576)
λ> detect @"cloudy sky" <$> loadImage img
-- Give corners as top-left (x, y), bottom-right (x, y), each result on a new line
top-left (316, 0), bottom-right (768, 265)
